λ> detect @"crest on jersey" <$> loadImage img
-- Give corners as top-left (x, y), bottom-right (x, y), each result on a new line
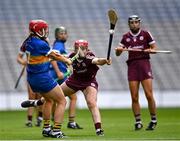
top-left (126, 38), bottom-right (131, 42)
top-left (140, 36), bottom-right (144, 41)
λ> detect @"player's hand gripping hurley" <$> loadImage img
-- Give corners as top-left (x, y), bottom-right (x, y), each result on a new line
top-left (107, 9), bottom-right (118, 60)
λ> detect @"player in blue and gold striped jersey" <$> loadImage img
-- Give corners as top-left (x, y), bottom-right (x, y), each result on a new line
top-left (20, 19), bottom-right (72, 138)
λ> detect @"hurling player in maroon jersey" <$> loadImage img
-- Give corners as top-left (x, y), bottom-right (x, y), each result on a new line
top-left (115, 15), bottom-right (157, 131)
top-left (61, 39), bottom-right (111, 136)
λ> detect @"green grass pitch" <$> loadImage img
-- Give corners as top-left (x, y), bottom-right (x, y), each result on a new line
top-left (0, 108), bottom-right (180, 140)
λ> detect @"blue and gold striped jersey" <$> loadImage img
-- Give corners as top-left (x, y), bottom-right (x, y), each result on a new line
top-left (20, 36), bottom-right (51, 73)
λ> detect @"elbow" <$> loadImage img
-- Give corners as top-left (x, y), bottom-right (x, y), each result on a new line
top-left (16, 57), bottom-right (21, 64)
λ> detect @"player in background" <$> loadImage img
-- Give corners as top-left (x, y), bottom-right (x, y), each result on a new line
top-left (49, 26), bottom-right (82, 129)
top-left (20, 19), bottom-right (72, 138)
top-left (17, 53), bottom-right (43, 127)
top-left (115, 15), bottom-right (157, 130)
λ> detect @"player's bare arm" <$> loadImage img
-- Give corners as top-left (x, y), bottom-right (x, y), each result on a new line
top-left (92, 57), bottom-right (112, 65)
top-left (144, 43), bottom-right (158, 54)
top-left (17, 53), bottom-right (27, 66)
top-left (50, 60), bottom-right (64, 80)
top-left (48, 50), bottom-right (72, 65)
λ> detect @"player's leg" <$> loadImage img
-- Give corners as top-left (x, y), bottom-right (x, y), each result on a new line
top-left (83, 86), bottom-right (104, 136)
top-left (61, 82), bottom-right (83, 129)
top-left (67, 94), bottom-right (83, 129)
top-left (51, 101), bottom-right (56, 122)
top-left (41, 96), bottom-right (53, 137)
top-left (42, 85), bottom-right (66, 138)
top-left (25, 83), bottom-right (35, 127)
top-left (141, 78), bottom-right (157, 130)
top-left (129, 81), bottom-right (143, 130)
top-left (21, 97), bottom-right (44, 108)
top-left (35, 93), bottom-right (43, 127)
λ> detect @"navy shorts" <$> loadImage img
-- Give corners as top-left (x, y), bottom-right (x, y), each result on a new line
top-left (127, 59), bottom-right (153, 81)
top-left (27, 71), bottom-right (58, 93)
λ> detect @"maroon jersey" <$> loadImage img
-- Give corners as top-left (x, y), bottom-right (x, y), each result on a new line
top-left (68, 51), bottom-right (99, 82)
top-left (120, 30), bottom-right (155, 63)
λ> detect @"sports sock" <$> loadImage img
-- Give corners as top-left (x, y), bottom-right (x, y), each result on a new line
top-left (53, 122), bottom-right (62, 131)
top-left (150, 113), bottom-right (157, 123)
top-left (43, 119), bottom-right (50, 128)
top-left (135, 114), bottom-right (142, 123)
top-left (69, 116), bottom-right (75, 122)
top-left (95, 122), bottom-right (101, 130)
top-left (38, 111), bottom-right (43, 118)
top-left (27, 115), bottom-right (32, 122)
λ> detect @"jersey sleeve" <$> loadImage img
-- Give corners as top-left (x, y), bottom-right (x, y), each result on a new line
top-left (68, 52), bottom-right (76, 58)
top-left (146, 31), bottom-right (155, 45)
top-left (86, 52), bottom-right (95, 64)
top-left (19, 41), bottom-right (26, 55)
top-left (119, 35), bottom-right (126, 47)
top-left (52, 42), bottom-right (61, 53)
top-left (53, 42), bottom-right (67, 55)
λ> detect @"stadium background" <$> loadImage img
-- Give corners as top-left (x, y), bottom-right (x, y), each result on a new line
top-left (0, 0), bottom-right (180, 110)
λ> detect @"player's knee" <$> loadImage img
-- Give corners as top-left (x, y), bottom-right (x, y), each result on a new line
top-left (56, 97), bottom-right (67, 107)
top-left (146, 94), bottom-right (154, 102)
top-left (132, 96), bottom-right (139, 103)
top-left (86, 100), bottom-right (96, 109)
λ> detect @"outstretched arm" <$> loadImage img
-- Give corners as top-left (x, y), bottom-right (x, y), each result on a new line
top-left (48, 50), bottom-right (72, 65)
top-left (92, 57), bottom-right (112, 66)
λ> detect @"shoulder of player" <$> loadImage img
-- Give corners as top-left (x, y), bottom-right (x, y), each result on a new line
top-left (86, 51), bottom-right (95, 57)
top-left (122, 31), bottom-right (132, 38)
top-left (86, 50), bottom-right (95, 59)
top-left (32, 37), bottom-right (49, 46)
top-left (69, 52), bottom-right (76, 58)
top-left (54, 40), bottom-right (64, 45)
top-left (140, 29), bottom-right (152, 35)
top-left (53, 40), bottom-right (64, 49)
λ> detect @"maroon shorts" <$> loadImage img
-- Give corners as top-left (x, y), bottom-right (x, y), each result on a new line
top-left (127, 59), bottom-right (153, 81)
top-left (65, 77), bottom-right (98, 92)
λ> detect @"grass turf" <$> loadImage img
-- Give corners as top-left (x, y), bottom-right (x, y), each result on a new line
top-left (0, 108), bottom-right (180, 140)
